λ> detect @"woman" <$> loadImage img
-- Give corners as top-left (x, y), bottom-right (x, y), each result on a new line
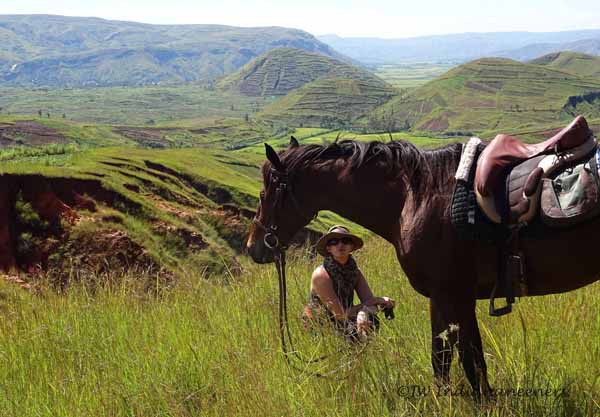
top-left (303, 225), bottom-right (395, 340)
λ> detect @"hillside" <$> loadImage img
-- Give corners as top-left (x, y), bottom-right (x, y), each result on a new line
top-left (0, 15), bottom-right (348, 87)
top-left (500, 38), bottom-right (600, 61)
top-left (259, 75), bottom-right (396, 126)
top-left (218, 48), bottom-right (374, 97)
top-left (370, 58), bottom-right (600, 134)
top-left (529, 51), bottom-right (600, 78)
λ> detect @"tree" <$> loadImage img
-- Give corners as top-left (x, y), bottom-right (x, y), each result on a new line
top-left (244, 113), bottom-right (249, 122)
top-left (38, 109), bottom-right (42, 117)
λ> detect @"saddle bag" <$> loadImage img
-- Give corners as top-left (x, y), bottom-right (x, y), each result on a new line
top-left (540, 148), bottom-right (600, 227)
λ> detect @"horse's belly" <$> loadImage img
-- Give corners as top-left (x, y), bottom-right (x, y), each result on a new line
top-left (474, 222), bottom-right (600, 298)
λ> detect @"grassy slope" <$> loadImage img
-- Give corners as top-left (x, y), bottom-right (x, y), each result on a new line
top-left (0, 238), bottom-right (597, 416)
top-left (259, 76), bottom-right (397, 126)
top-left (0, 145), bottom-right (265, 275)
top-left (529, 51), bottom-right (600, 78)
top-left (0, 86), bottom-right (274, 125)
top-left (372, 58), bottom-right (600, 134)
top-left (218, 47), bottom-right (387, 97)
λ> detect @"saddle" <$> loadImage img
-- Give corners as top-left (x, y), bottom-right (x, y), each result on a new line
top-left (453, 116), bottom-right (598, 316)
top-left (475, 116), bottom-right (596, 225)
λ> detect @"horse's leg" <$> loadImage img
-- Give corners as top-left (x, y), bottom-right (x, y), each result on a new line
top-left (430, 294), bottom-right (492, 399)
top-left (454, 298), bottom-right (492, 399)
top-left (429, 298), bottom-right (456, 386)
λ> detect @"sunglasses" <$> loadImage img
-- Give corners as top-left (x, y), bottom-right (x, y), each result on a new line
top-left (327, 237), bottom-right (353, 246)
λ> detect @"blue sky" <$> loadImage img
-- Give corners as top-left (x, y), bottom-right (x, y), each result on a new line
top-left (2, 0), bottom-right (600, 38)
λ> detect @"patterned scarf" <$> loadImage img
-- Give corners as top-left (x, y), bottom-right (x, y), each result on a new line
top-left (322, 255), bottom-right (359, 309)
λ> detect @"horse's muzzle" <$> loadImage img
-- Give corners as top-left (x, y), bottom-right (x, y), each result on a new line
top-left (247, 241), bottom-right (275, 264)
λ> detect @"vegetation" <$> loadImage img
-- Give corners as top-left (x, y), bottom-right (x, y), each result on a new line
top-left (0, 15), bottom-right (347, 87)
top-left (374, 63), bottom-right (456, 89)
top-left (530, 51), bottom-right (600, 78)
top-left (219, 47), bottom-right (389, 97)
top-left (0, 86), bottom-right (274, 125)
top-left (370, 58), bottom-right (600, 135)
top-left (260, 76), bottom-right (397, 127)
top-left (0, 238), bottom-right (597, 416)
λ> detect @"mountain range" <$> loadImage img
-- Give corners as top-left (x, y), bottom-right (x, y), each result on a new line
top-left (0, 14), bottom-right (348, 87)
top-left (318, 31), bottom-right (600, 64)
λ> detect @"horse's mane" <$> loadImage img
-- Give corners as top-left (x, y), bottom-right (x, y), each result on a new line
top-left (281, 139), bottom-right (462, 194)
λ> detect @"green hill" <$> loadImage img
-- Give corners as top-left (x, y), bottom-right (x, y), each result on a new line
top-left (218, 47), bottom-right (376, 97)
top-left (371, 57), bottom-right (600, 134)
top-left (529, 51), bottom-right (600, 78)
top-left (260, 77), bottom-right (396, 127)
top-left (0, 15), bottom-right (348, 87)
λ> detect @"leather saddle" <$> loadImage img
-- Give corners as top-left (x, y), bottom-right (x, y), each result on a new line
top-left (475, 116), bottom-right (597, 225)
top-left (468, 116), bottom-right (597, 317)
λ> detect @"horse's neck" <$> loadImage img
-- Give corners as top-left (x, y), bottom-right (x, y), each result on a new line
top-left (308, 145), bottom-right (460, 242)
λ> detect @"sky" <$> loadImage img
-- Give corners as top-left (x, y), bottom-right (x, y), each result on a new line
top-left (2, 0), bottom-right (600, 38)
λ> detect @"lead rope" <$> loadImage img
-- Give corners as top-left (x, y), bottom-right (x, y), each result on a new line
top-left (272, 247), bottom-right (369, 379)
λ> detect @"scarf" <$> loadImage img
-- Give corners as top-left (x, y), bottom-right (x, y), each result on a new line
top-left (322, 255), bottom-right (359, 309)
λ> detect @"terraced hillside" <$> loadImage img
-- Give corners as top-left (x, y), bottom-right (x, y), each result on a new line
top-left (529, 51), bottom-right (600, 78)
top-left (259, 76), bottom-right (397, 127)
top-left (218, 48), bottom-right (377, 97)
top-left (370, 58), bottom-right (600, 134)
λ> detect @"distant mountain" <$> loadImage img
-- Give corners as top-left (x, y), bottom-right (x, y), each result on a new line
top-left (529, 51), bottom-right (600, 78)
top-left (0, 14), bottom-right (349, 87)
top-left (317, 30), bottom-right (600, 64)
top-left (218, 47), bottom-right (382, 96)
top-left (499, 38), bottom-right (600, 61)
top-left (370, 58), bottom-right (600, 133)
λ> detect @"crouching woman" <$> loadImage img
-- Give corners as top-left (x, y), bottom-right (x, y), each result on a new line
top-left (303, 225), bottom-right (395, 340)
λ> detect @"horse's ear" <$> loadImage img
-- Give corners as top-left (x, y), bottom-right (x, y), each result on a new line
top-left (289, 136), bottom-right (299, 148)
top-left (265, 143), bottom-right (285, 172)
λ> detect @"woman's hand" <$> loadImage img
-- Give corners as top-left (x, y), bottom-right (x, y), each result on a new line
top-left (365, 296), bottom-right (395, 309)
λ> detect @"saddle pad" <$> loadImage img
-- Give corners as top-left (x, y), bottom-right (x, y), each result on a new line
top-left (451, 141), bottom-right (498, 242)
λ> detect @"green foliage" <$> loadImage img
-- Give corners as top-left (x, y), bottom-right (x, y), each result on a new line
top-left (0, 143), bottom-right (80, 161)
top-left (0, 15), bottom-right (345, 87)
top-left (0, 238), bottom-right (597, 416)
top-left (371, 57), bottom-right (600, 135)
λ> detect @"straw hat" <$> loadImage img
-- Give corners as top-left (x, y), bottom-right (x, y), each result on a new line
top-left (315, 225), bottom-right (363, 257)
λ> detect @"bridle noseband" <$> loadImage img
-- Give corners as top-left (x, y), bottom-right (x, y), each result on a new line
top-left (252, 168), bottom-right (315, 251)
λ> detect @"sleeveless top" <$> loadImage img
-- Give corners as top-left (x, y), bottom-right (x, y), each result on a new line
top-left (309, 255), bottom-right (359, 317)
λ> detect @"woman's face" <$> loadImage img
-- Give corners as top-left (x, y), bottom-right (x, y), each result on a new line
top-left (326, 238), bottom-right (354, 258)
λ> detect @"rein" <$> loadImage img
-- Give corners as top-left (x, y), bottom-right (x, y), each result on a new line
top-left (254, 168), bottom-right (362, 378)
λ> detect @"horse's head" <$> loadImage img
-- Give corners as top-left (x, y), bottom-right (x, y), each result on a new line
top-left (247, 136), bottom-right (317, 263)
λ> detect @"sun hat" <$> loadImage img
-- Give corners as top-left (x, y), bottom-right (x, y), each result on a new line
top-left (315, 225), bottom-right (364, 257)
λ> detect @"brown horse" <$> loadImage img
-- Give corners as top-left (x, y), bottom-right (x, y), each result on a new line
top-left (246, 132), bottom-right (600, 397)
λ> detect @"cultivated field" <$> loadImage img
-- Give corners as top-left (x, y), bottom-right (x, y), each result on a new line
top-left (0, 238), bottom-right (597, 416)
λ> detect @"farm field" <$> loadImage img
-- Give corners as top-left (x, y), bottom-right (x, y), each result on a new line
top-left (374, 63), bottom-right (458, 89)
top-left (0, 238), bottom-right (597, 416)
top-left (0, 86), bottom-right (274, 125)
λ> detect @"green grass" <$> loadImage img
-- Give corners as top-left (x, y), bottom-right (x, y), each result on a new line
top-left (0, 86), bottom-right (274, 125)
top-left (374, 63), bottom-right (457, 89)
top-left (373, 58), bottom-right (600, 135)
top-left (0, 237), bottom-right (597, 416)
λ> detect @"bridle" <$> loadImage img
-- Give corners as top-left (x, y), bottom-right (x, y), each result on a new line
top-left (252, 168), bottom-right (313, 251)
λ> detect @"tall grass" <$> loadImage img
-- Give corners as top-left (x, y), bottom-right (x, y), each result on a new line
top-left (0, 238), bottom-right (597, 416)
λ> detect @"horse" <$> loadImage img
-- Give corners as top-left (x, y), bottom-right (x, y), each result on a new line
top-left (246, 129), bottom-right (600, 397)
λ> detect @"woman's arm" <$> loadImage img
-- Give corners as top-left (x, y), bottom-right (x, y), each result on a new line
top-left (311, 267), bottom-right (371, 321)
top-left (355, 269), bottom-right (395, 309)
